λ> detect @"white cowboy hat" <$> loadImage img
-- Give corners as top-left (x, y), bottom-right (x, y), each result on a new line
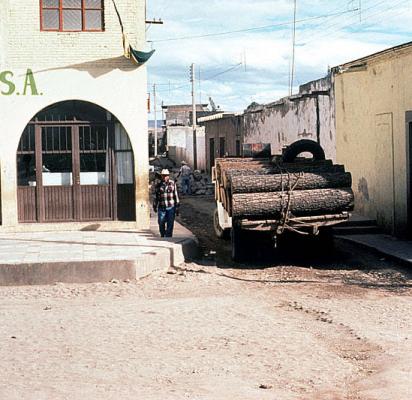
top-left (181, 161), bottom-right (187, 165)
top-left (160, 169), bottom-right (170, 175)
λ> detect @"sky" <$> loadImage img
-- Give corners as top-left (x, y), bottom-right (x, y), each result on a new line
top-left (146, 0), bottom-right (412, 118)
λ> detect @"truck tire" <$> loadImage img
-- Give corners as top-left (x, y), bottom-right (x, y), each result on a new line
top-left (213, 208), bottom-right (230, 240)
top-left (282, 139), bottom-right (326, 163)
top-left (231, 224), bottom-right (245, 261)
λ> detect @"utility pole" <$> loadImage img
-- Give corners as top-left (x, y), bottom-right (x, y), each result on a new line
top-left (190, 63), bottom-right (197, 169)
top-left (290, 0), bottom-right (297, 96)
top-left (153, 83), bottom-right (158, 157)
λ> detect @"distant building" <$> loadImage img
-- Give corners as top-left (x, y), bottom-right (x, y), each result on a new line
top-left (198, 113), bottom-right (244, 173)
top-left (162, 104), bottom-right (209, 126)
top-left (162, 104), bottom-right (214, 171)
top-left (199, 76), bottom-right (335, 173)
top-left (148, 120), bottom-right (166, 156)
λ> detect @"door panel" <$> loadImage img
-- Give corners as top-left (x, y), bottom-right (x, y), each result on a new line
top-left (374, 113), bottom-right (395, 233)
top-left (43, 186), bottom-right (74, 221)
top-left (41, 126), bottom-right (74, 222)
top-left (81, 185), bottom-right (112, 220)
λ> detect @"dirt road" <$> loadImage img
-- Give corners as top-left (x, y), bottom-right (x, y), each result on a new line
top-left (1, 196), bottom-right (411, 399)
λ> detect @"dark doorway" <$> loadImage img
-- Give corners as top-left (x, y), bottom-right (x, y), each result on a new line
top-left (408, 122), bottom-right (412, 234)
top-left (17, 101), bottom-right (135, 223)
top-left (219, 137), bottom-right (226, 157)
top-left (209, 138), bottom-right (215, 172)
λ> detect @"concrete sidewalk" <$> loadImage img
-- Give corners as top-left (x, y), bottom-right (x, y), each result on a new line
top-left (0, 217), bottom-right (198, 286)
top-left (337, 234), bottom-right (412, 267)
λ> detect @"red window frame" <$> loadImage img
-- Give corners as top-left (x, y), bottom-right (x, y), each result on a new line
top-left (40, 0), bottom-right (105, 32)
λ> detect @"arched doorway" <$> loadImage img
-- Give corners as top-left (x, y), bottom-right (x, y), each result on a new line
top-left (17, 101), bottom-right (135, 223)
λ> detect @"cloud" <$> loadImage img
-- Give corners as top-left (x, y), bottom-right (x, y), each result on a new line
top-left (147, 0), bottom-right (412, 116)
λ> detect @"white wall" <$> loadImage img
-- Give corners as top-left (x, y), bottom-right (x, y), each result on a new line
top-left (2, 0), bottom-right (145, 69)
top-left (167, 126), bottom-right (206, 171)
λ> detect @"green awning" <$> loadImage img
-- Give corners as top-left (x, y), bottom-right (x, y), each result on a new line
top-left (130, 47), bottom-right (155, 65)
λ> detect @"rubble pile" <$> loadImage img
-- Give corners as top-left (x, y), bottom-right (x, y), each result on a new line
top-left (149, 156), bottom-right (214, 196)
top-left (187, 170), bottom-right (214, 196)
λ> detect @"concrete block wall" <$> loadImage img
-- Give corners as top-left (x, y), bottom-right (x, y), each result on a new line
top-left (2, 0), bottom-right (146, 69)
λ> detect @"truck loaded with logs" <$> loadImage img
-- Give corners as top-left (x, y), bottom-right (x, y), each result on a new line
top-left (212, 140), bottom-right (355, 260)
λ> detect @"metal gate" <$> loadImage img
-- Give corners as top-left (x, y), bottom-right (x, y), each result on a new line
top-left (17, 121), bottom-right (117, 223)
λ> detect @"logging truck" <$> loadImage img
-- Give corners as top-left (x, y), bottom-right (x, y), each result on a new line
top-left (212, 140), bottom-right (354, 260)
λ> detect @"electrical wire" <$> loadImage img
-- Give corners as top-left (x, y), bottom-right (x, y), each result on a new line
top-left (147, 9), bottom-right (359, 43)
top-left (299, 0), bottom-right (410, 46)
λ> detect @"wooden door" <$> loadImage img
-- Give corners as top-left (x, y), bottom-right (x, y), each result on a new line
top-left (38, 125), bottom-right (75, 222)
top-left (78, 124), bottom-right (114, 221)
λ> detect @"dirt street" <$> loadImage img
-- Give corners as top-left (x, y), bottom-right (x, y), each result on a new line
top-left (1, 195), bottom-right (412, 399)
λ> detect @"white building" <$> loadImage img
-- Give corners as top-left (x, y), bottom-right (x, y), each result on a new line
top-left (0, 0), bottom-right (150, 230)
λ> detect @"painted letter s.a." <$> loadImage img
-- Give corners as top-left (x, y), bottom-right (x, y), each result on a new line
top-left (0, 71), bottom-right (15, 95)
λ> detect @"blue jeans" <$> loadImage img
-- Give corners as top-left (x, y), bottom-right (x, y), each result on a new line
top-left (182, 176), bottom-right (191, 195)
top-left (158, 207), bottom-right (176, 237)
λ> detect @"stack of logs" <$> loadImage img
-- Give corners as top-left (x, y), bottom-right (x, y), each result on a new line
top-left (213, 158), bottom-right (354, 220)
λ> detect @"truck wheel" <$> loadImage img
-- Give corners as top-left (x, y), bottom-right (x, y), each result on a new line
top-left (213, 208), bottom-right (230, 240)
top-left (282, 139), bottom-right (326, 163)
top-left (231, 225), bottom-right (245, 261)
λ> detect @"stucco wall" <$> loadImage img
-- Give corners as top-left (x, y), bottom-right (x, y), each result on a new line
top-left (243, 77), bottom-right (336, 160)
top-left (335, 48), bottom-right (412, 235)
top-left (0, 0), bottom-right (149, 229)
top-left (167, 126), bottom-right (206, 171)
top-left (203, 115), bottom-right (243, 172)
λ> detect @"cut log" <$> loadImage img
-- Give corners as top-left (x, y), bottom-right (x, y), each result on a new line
top-left (216, 159), bottom-right (271, 180)
top-left (231, 172), bottom-right (352, 194)
top-left (232, 188), bottom-right (354, 219)
top-left (223, 165), bottom-right (346, 188)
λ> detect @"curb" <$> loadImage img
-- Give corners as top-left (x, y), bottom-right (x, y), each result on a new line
top-left (336, 235), bottom-right (412, 268)
top-left (0, 236), bottom-right (199, 287)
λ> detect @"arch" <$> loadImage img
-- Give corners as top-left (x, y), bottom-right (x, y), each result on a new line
top-left (16, 100), bottom-right (136, 223)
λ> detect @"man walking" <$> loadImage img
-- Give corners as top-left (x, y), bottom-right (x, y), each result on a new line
top-left (177, 161), bottom-right (192, 195)
top-left (153, 169), bottom-right (180, 238)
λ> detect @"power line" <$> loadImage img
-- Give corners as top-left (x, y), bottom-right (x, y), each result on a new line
top-left (147, 9), bottom-right (359, 43)
top-left (149, 62), bottom-right (244, 94)
top-left (203, 63), bottom-right (243, 81)
top-left (299, 0), bottom-right (409, 46)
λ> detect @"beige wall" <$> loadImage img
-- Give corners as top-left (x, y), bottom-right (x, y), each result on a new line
top-left (335, 48), bottom-right (412, 235)
top-left (0, 0), bottom-right (150, 229)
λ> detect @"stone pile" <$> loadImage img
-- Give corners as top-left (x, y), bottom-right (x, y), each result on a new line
top-left (149, 167), bottom-right (214, 196)
top-left (186, 170), bottom-right (214, 196)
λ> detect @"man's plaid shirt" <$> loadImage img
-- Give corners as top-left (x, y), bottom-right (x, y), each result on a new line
top-left (153, 180), bottom-right (180, 210)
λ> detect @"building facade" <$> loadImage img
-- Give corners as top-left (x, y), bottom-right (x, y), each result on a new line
top-left (199, 113), bottom-right (243, 173)
top-left (334, 42), bottom-right (412, 236)
top-left (242, 76), bottom-right (336, 161)
top-left (162, 104), bottom-right (210, 170)
top-left (0, 0), bottom-right (150, 230)
top-left (200, 76), bottom-right (336, 173)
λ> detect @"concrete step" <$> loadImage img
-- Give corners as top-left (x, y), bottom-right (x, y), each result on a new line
top-left (332, 225), bottom-right (382, 235)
